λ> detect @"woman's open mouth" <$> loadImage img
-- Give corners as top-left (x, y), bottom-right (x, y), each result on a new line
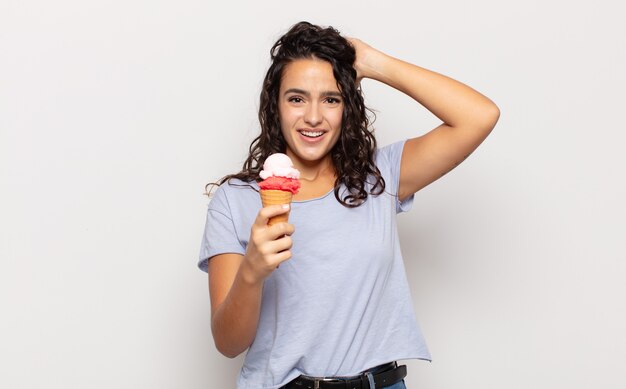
top-left (298, 129), bottom-right (327, 142)
top-left (300, 130), bottom-right (324, 138)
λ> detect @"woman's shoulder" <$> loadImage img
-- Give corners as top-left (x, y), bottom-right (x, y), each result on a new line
top-left (222, 177), bottom-right (259, 192)
top-left (375, 139), bottom-right (407, 171)
top-left (209, 177), bottom-right (258, 198)
top-left (207, 177), bottom-right (259, 210)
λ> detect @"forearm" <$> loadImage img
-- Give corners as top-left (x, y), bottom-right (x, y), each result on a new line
top-left (211, 261), bottom-right (264, 358)
top-left (209, 206), bottom-right (294, 358)
top-left (359, 49), bottom-right (499, 129)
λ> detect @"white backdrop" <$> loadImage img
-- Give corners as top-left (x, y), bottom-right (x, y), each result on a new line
top-left (2, 0), bottom-right (625, 388)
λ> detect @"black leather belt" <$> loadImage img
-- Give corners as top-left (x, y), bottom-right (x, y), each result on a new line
top-left (282, 363), bottom-right (407, 389)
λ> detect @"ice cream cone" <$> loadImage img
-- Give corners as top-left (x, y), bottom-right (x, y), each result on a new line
top-left (260, 189), bottom-right (292, 226)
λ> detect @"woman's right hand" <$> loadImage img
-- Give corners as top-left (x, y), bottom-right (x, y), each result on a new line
top-left (208, 204), bottom-right (293, 357)
top-left (242, 204), bottom-right (294, 283)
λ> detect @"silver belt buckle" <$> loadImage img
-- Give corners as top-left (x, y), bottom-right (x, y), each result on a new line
top-left (313, 377), bottom-right (335, 389)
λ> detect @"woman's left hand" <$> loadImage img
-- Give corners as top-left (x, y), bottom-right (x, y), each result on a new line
top-left (347, 37), bottom-right (381, 84)
top-left (348, 36), bottom-right (500, 200)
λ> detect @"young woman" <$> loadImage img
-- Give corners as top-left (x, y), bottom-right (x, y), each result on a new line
top-left (199, 21), bottom-right (499, 389)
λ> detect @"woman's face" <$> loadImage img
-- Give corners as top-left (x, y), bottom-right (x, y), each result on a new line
top-left (278, 58), bottom-right (343, 169)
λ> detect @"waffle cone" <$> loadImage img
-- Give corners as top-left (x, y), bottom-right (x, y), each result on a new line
top-left (260, 189), bottom-right (293, 226)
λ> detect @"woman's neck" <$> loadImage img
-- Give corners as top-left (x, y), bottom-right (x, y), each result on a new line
top-left (289, 154), bottom-right (336, 200)
top-left (294, 155), bottom-right (336, 182)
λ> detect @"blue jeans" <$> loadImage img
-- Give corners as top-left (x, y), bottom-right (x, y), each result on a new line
top-left (368, 362), bottom-right (406, 389)
top-left (383, 379), bottom-right (407, 389)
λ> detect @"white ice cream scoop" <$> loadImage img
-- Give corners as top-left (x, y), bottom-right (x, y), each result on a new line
top-left (259, 153), bottom-right (301, 180)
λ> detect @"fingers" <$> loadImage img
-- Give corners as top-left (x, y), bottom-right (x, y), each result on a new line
top-left (257, 241), bottom-right (292, 269)
top-left (253, 204), bottom-right (294, 239)
top-left (263, 234), bottom-right (293, 255)
top-left (247, 231), bottom-right (293, 275)
top-left (245, 204), bottom-right (295, 280)
top-left (254, 204), bottom-right (290, 227)
top-left (250, 221), bottom-right (294, 251)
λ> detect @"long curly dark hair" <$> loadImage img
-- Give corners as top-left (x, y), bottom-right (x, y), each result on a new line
top-left (209, 21), bottom-right (385, 207)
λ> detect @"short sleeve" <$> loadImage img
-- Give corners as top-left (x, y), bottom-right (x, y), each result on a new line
top-left (376, 140), bottom-right (414, 214)
top-left (197, 186), bottom-right (246, 272)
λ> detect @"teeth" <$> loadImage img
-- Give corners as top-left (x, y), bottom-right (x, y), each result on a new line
top-left (301, 130), bottom-right (323, 138)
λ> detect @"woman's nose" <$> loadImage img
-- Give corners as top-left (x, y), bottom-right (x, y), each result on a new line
top-left (304, 102), bottom-right (322, 126)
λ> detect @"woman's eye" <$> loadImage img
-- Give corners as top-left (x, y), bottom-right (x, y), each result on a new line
top-left (288, 97), bottom-right (303, 103)
top-left (326, 97), bottom-right (341, 104)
